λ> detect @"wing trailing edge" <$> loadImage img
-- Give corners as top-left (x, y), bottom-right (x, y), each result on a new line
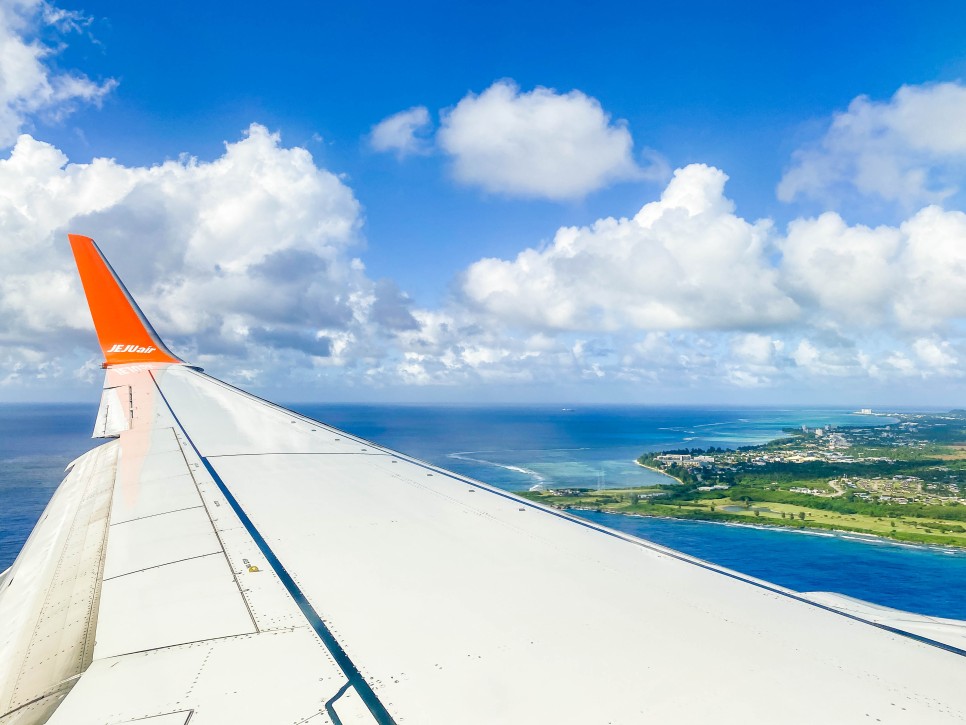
top-left (68, 234), bottom-right (183, 367)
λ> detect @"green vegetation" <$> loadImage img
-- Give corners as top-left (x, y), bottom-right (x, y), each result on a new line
top-left (522, 411), bottom-right (966, 548)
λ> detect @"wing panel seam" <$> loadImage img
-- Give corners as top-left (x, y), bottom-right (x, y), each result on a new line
top-left (169, 425), bottom-right (261, 635)
top-left (149, 371), bottom-right (397, 725)
top-left (111, 505), bottom-right (205, 526)
top-left (102, 552), bottom-right (223, 582)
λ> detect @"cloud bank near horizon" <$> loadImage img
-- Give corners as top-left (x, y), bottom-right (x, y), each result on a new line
top-left (396, 163), bottom-right (966, 392)
top-left (3, 122), bottom-right (966, 397)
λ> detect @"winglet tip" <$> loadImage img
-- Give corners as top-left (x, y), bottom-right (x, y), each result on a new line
top-left (68, 233), bottom-right (183, 367)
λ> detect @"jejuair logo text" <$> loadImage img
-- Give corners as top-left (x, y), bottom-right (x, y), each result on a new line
top-left (108, 344), bottom-right (156, 354)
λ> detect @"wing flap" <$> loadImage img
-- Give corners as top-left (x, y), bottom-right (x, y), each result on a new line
top-left (102, 507), bottom-right (222, 580)
top-left (47, 629), bottom-right (352, 725)
top-left (94, 553), bottom-right (256, 659)
top-left (92, 386), bottom-right (132, 438)
top-left (0, 441), bottom-right (117, 724)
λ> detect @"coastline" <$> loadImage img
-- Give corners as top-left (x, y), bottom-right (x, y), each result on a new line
top-left (634, 459), bottom-right (683, 484)
top-left (611, 412), bottom-right (966, 550)
top-left (563, 505), bottom-right (966, 553)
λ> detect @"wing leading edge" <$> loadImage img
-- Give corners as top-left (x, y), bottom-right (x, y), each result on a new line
top-left (1, 235), bottom-right (965, 724)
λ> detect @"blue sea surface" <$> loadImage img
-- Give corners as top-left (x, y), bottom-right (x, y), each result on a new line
top-left (0, 404), bottom-right (99, 571)
top-left (2, 403), bottom-right (964, 619)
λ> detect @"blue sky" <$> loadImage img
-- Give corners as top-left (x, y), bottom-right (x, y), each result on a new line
top-left (5, 0), bottom-right (966, 404)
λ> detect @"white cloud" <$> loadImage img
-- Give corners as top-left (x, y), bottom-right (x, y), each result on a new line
top-left (883, 352), bottom-right (917, 377)
top-left (369, 106), bottom-right (432, 158)
top-left (893, 206), bottom-right (966, 328)
top-left (385, 309), bottom-right (546, 386)
top-left (0, 125), bottom-right (417, 388)
top-left (912, 338), bottom-right (957, 371)
top-left (0, 0), bottom-right (115, 147)
top-left (777, 204), bottom-right (966, 332)
top-left (730, 333), bottom-right (781, 367)
top-left (460, 164), bottom-right (797, 331)
top-left (434, 160), bottom-right (966, 394)
top-left (4, 0), bottom-right (963, 399)
top-left (415, 157), bottom-right (966, 391)
top-left (791, 339), bottom-right (820, 368)
top-left (721, 334), bottom-right (784, 388)
top-left (780, 212), bottom-right (901, 326)
top-left (778, 82), bottom-right (966, 207)
top-left (436, 80), bottom-right (644, 200)
top-left (8, 123), bottom-right (966, 396)
top-left (789, 338), bottom-right (872, 378)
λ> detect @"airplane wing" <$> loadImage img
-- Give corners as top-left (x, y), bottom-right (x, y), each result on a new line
top-left (1, 234), bottom-right (965, 724)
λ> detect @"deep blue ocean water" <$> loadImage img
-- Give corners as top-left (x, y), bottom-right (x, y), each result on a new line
top-left (0, 403), bottom-right (99, 571)
top-left (2, 403), bottom-right (964, 619)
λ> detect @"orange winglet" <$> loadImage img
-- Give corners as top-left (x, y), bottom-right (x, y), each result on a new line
top-left (68, 234), bottom-right (183, 367)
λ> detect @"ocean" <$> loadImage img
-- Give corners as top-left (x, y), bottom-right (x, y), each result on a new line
top-left (2, 403), bottom-right (965, 619)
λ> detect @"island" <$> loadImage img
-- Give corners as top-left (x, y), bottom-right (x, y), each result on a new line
top-left (521, 411), bottom-right (966, 548)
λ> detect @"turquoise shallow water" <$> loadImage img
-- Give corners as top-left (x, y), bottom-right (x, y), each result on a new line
top-left (297, 404), bottom-right (887, 492)
top-left (2, 403), bottom-right (963, 619)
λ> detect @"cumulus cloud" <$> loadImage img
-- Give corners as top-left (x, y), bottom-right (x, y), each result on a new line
top-left (730, 333), bottom-right (782, 367)
top-left (369, 106), bottom-right (432, 158)
top-left (11, 126), bottom-right (966, 396)
top-left (778, 205), bottom-right (966, 331)
top-left (367, 79), bottom-right (966, 393)
top-left (780, 213), bottom-right (901, 326)
top-left (0, 125), bottom-right (416, 388)
top-left (0, 0), bottom-right (115, 147)
top-left (436, 80), bottom-right (646, 200)
top-left (460, 164), bottom-right (797, 330)
top-left (778, 82), bottom-right (966, 207)
top-left (372, 305), bottom-right (607, 388)
top-left (426, 160), bottom-right (966, 392)
top-left (912, 338), bottom-right (958, 371)
top-left (790, 339), bottom-right (864, 377)
top-left (452, 161), bottom-right (966, 363)
top-left (892, 206), bottom-right (966, 328)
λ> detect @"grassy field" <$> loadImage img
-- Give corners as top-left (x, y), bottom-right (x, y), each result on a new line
top-left (521, 488), bottom-right (966, 548)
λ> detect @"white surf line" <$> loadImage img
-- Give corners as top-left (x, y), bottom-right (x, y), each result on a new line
top-left (447, 452), bottom-right (548, 484)
top-left (448, 447), bottom-right (590, 454)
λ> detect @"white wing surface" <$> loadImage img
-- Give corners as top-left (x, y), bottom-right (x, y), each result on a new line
top-left (1, 234), bottom-right (965, 724)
